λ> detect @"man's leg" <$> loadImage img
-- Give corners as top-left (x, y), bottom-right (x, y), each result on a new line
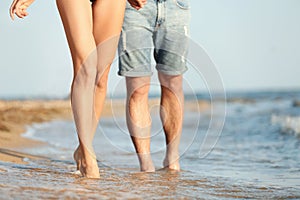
top-left (126, 76), bottom-right (155, 172)
top-left (158, 73), bottom-right (184, 171)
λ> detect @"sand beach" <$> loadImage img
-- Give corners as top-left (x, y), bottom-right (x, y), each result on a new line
top-left (0, 96), bottom-right (299, 199)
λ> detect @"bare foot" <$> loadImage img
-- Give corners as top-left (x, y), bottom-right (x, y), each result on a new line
top-left (163, 153), bottom-right (180, 171)
top-left (137, 153), bottom-right (155, 172)
top-left (73, 146), bottom-right (82, 171)
top-left (73, 145), bottom-right (100, 178)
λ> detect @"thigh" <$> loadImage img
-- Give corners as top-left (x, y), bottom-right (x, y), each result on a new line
top-left (92, 0), bottom-right (126, 45)
top-left (118, 27), bottom-right (154, 77)
top-left (154, 0), bottom-right (191, 76)
top-left (92, 0), bottom-right (126, 74)
top-left (56, 0), bottom-right (95, 76)
top-left (118, 2), bottom-right (156, 77)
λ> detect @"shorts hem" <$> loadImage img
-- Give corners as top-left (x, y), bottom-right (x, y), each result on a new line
top-left (156, 68), bottom-right (188, 76)
top-left (118, 71), bottom-right (153, 77)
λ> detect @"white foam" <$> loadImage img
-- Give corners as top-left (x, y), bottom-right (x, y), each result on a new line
top-left (22, 125), bottom-right (36, 139)
top-left (22, 122), bottom-right (52, 142)
top-left (70, 170), bottom-right (81, 175)
top-left (271, 115), bottom-right (300, 137)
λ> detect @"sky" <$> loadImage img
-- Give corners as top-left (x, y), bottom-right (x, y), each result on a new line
top-left (0, 0), bottom-right (300, 99)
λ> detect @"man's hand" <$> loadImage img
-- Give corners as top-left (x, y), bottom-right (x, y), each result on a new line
top-left (10, 0), bottom-right (35, 20)
top-left (128, 0), bottom-right (147, 10)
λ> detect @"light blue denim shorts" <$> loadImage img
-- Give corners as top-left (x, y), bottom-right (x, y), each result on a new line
top-left (118, 0), bottom-right (191, 77)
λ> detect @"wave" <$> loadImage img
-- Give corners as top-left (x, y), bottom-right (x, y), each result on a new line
top-left (22, 122), bottom-right (51, 142)
top-left (271, 115), bottom-right (300, 137)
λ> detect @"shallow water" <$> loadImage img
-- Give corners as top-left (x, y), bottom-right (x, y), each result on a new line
top-left (1, 92), bottom-right (300, 199)
top-left (1, 160), bottom-right (298, 199)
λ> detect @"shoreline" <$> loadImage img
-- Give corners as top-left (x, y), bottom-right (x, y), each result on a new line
top-left (0, 100), bottom-right (73, 164)
top-left (0, 99), bottom-right (209, 164)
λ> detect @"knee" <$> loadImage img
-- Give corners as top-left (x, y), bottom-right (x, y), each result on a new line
top-left (72, 66), bottom-right (97, 88)
top-left (129, 85), bottom-right (149, 102)
top-left (73, 52), bottom-right (98, 84)
top-left (159, 74), bottom-right (183, 95)
top-left (95, 71), bottom-right (109, 92)
top-left (162, 80), bottom-right (183, 96)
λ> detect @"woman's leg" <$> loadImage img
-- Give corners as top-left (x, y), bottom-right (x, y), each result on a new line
top-left (73, 1), bottom-right (126, 176)
top-left (56, 0), bottom-right (99, 178)
top-left (92, 0), bottom-right (126, 119)
top-left (73, 0), bottom-right (126, 176)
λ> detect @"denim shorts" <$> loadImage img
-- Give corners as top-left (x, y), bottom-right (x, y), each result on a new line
top-left (118, 0), bottom-right (191, 77)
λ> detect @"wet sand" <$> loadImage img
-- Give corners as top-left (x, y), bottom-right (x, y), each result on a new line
top-left (1, 97), bottom-right (299, 199)
top-left (0, 99), bottom-right (209, 164)
top-left (0, 99), bottom-right (121, 164)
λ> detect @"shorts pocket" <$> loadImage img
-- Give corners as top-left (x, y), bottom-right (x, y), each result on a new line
top-left (120, 30), bottom-right (127, 52)
top-left (173, 0), bottom-right (190, 10)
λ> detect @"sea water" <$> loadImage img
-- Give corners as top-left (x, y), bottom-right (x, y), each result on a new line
top-left (0, 91), bottom-right (300, 199)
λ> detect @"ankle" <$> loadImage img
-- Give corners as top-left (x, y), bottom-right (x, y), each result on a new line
top-left (166, 150), bottom-right (179, 161)
top-left (137, 153), bottom-right (155, 172)
top-left (163, 152), bottom-right (180, 170)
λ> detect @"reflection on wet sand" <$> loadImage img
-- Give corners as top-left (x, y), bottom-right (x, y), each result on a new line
top-left (1, 158), bottom-right (299, 199)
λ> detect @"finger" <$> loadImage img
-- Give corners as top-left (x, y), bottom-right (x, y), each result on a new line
top-left (14, 2), bottom-right (23, 18)
top-left (21, 9), bottom-right (28, 18)
top-left (130, 3), bottom-right (142, 10)
top-left (9, 0), bottom-right (18, 20)
top-left (19, 3), bottom-right (28, 12)
top-left (15, 10), bottom-right (24, 19)
top-left (137, 0), bottom-right (145, 5)
top-left (10, 9), bottom-right (15, 20)
top-left (133, 5), bottom-right (141, 10)
top-left (21, 6), bottom-right (27, 15)
top-left (129, 1), bottom-right (139, 7)
top-left (132, 0), bottom-right (141, 7)
top-left (15, 8), bottom-right (26, 18)
top-left (22, 10), bottom-right (28, 17)
top-left (138, 1), bottom-right (146, 8)
top-left (20, 10), bottom-right (27, 18)
top-left (16, 2), bottom-right (28, 18)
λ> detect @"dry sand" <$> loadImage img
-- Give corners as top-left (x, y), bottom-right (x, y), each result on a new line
top-left (0, 100), bottom-right (72, 164)
top-left (0, 99), bottom-right (209, 164)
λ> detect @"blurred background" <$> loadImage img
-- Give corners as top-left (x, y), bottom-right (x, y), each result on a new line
top-left (0, 1), bottom-right (300, 198)
top-left (0, 0), bottom-right (299, 99)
